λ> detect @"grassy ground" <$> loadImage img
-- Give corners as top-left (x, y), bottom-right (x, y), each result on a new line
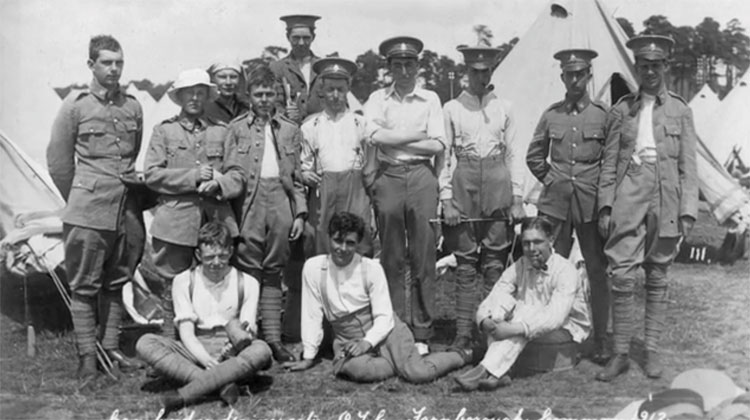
top-left (1, 209), bottom-right (748, 420)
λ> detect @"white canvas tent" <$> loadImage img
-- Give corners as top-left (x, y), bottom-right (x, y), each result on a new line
top-left (492, 0), bottom-right (750, 232)
top-left (689, 84), bottom-right (721, 140)
top-left (703, 72), bottom-right (750, 167)
top-left (490, 0), bottom-right (637, 202)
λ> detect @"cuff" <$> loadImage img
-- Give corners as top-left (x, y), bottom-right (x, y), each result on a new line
top-left (302, 345), bottom-right (318, 361)
top-left (521, 321), bottom-right (531, 338)
top-left (439, 190), bottom-right (452, 201)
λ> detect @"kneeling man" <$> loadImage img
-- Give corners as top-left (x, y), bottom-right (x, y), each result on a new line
top-left (455, 216), bottom-right (590, 391)
top-left (136, 222), bottom-right (272, 413)
top-left (284, 212), bottom-right (472, 383)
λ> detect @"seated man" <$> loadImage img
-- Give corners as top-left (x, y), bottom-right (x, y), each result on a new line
top-left (454, 216), bottom-right (591, 391)
top-left (136, 222), bottom-right (272, 413)
top-left (283, 212), bottom-right (472, 383)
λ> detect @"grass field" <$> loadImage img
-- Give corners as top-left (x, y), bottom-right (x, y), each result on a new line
top-left (1, 210), bottom-right (748, 420)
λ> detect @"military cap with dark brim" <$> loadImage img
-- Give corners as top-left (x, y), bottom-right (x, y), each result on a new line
top-left (638, 389), bottom-right (705, 419)
top-left (458, 46), bottom-right (502, 70)
top-left (379, 36), bottom-right (423, 59)
top-left (280, 14), bottom-right (321, 30)
top-left (626, 34), bottom-right (674, 60)
top-left (313, 57), bottom-right (358, 79)
top-left (553, 48), bottom-right (598, 71)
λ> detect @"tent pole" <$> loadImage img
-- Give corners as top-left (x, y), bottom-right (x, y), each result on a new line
top-left (24, 274), bottom-right (36, 357)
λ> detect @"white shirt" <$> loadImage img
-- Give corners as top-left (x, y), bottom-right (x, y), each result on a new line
top-left (300, 109), bottom-right (368, 173)
top-left (440, 91), bottom-right (523, 199)
top-left (172, 266), bottom-right (260, 334)
top-left (635, 93), bottom-right (658, 159)
top-left (476, 253), bottom-right (591, 343)
top-left (260, 122), bottom-right (280, 178)
top-left (363, 85), bottom-right (446, 163)
top-left (300, 254), bottom-right (395, 360)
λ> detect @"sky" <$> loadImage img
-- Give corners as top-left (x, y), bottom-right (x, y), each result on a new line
top-left (1, 0), bottom-right (748, 164)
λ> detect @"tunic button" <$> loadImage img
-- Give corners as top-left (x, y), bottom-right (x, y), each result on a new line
top-left (572, 143), bottom-right (577, 148)
top-left (113, 118), bottom-right (118, 123)
top-left (254, 156), bottom-right (259, 161)
top-left (116, 137), bottom-right (121, 142)
top-left (255, 142), bottom-right (260, 147)
top-left (571, 176), bottom-right (576, 181)
top-left (571, 160), bottom-right (575, 164)
top-left (572, 127), bottom-right (578, 132)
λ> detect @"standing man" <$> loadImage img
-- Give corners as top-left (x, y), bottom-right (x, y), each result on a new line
top-left (526, 49), bottom-right (610, 364)
top-left (204, 62), bottom-right (249, 124)
top-left (270, 15), bottom-right (323, 124)
top-left (364, 36), bottom-right (446, 354)
top-left (300, 57), bottom-right (372, 256)
top-left (47, 35), bottom-right (146, 380)
top-left (142, 68), bottom-right (239, 339)
top-left (441, 46), bottom-right (525, 350)
top-left (221, 65), bottom-right (307, 363)
top-left (596, 35), bottom-right (698, 381)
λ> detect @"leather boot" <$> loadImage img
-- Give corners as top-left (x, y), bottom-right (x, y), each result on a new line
top-left (218, 383), bottom-right (239, 406)
top-left (644, 351), bottom-right (663, 379)
top-left (595, 353), bottom-right (629, 382)
top-left (454, 364), bottom-right (490, 391)
top-left (590, 338), bottom-right (612, 366)
top-left (268, 342), bottom-right (295, 363)
top-left (160, 390), bottom-right (185, 417)
top-left (107, 349), bottom-right (147, 373)
top-left (77, 353), bottom-right (98, 381)
top-left (478, 374), bottom-right (512, 391)
top-left (449, 335), bottom-right (473, 352)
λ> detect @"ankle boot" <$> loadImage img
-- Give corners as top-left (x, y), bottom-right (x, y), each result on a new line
top-left (77, 353), bottom-right (98, 381)
top-left (595, 353), bottom-right (629, 382)
top-left (454, 364), bottom-right (490, 391)
top-left (644, 351), bottom-right (663, 379)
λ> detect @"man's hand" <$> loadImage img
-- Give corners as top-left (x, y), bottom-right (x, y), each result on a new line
top-left (199, 164), bottom-right (214, 182)
top-left (282, 358), bottom-right (315, 372)
top-left (343, 339), bottom-right (372, 358)
top-left (679, 215), bottom-right (695, 238)
top-left (197, 180), bottom-right (220, 196)
top-left (488, 321), bottom-right (524, 341)
top-left (598, 208), bottom-right (611, 239)
top-left (480, 317), bottom-right (498, 335)
top-left (286, 104), bottom-right (301, 123)
top-left (301, 170), bottom-right (321, 187)
top-left (442, 199), bottom-right (460, 226)
top-left (510, 195), bottom-right (525, 224)
top-left (289, 217), bottom-right (305, 241)
top-left (200, 356), bottom-right (220, 370)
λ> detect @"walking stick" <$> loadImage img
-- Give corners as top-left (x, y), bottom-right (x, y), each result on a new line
top-left (29, 245), bottom-right (117, 380)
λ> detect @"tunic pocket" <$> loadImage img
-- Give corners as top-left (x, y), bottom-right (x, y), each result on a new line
top-left (663, 123), bottom-right (681, 158)
top-left (578, 125), bottom-right (605, 162)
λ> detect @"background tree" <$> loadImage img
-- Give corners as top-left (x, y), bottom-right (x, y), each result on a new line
top-left (617, 17), bottom-right (636, 39)
top-left (473, 25), bottom-right (494, 47)
top-left (351, 49), bottom-right (386, 103)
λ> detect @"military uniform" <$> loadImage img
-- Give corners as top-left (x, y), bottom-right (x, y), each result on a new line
top-left (596, 36), bottom-right (698, 381)
top-left (527, 85), bottom-right (609, 354)
top-left (221, 109), bottom-right (307, 349)
top-left (270, 54), bottom-right (323, 122)
top-left (47, 78), bottom-right (145, 357)
top-left (203, 95), bottom-right (250, 124)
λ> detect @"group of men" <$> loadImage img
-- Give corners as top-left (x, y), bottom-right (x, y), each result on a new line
top-left (47, 11), bottom-right (697, 411)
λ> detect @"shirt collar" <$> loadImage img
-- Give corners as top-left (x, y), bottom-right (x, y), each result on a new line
top-left (564, 93), bottom-right (591, 113)
top-left (323, 107), bottom-right (349, 121)
top-left (177, 112), bottom-right (207, 132)
top-left (458, 90), bottom-right (497, 107)
top-left (245, 108), bottom-right (281, 129)
top-left (524, 254), bottom-right (553, 274)
top-left (385, 84), bottom-right (428, 101)
top-left (89, 78), bottom-right (121, 101)
top-left (635, 86), bottom-right (668, 105)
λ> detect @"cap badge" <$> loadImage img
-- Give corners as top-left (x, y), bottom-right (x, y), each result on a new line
top-left (648, 43), bottom-right (657, 51)
top-left (400, 43), bottom-right (407, 51)
top-left (333, 64), bottom-right (340, 72)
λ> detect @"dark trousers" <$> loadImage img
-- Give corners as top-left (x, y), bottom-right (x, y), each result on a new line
top-left (543, 213), bottom-right (609, 343)
top-left (371, 162), bottom-right (437, 341)
top-left (63, 199), bottom-right (145, 355)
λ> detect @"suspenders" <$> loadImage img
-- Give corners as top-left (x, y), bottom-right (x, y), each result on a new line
top-left (188, 268), bottom-right (245, 309)
top-left (319, 257), bottom-right (369, 318)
